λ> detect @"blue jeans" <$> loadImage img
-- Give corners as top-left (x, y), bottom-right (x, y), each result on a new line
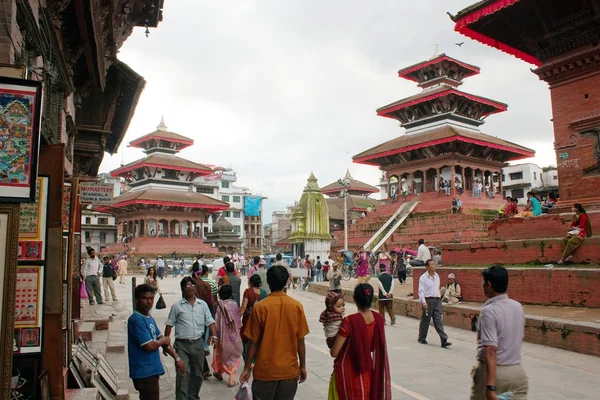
top-left (316, 270), bottom-right (323, 282)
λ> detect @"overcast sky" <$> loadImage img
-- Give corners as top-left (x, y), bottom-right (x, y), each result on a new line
top-left (99, 0), bottom-right (555, 223)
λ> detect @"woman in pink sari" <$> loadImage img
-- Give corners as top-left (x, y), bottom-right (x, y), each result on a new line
top-left (212, 284), bottom-right (243, 387)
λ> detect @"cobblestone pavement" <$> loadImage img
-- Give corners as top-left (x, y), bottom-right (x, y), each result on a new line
top-left (111, 274), bottom-right (599, 399)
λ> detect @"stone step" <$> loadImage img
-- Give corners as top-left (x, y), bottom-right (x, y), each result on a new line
top-left (106, 319), bottom-right (126, 353)
top-left (116, 388), bottom-right (129, 400)
top-left (77, 321), bottom-right (96, 341)
top-left (65, 388), bottom-right (99, 400)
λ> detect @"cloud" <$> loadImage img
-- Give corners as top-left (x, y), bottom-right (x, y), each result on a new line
top-left (100, 0), bottom-right (556, 222)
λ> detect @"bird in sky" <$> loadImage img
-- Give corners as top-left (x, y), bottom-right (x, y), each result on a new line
top-left (455, 42), bottom-right (464, 47)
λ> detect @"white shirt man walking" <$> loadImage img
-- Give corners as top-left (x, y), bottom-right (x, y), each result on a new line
top-left (417, 259), bottom-right (451, 347)
top-left (470, 264), bottom-right (528, 400)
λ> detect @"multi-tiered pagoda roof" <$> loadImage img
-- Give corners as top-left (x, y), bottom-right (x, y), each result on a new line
top-left (354, 53), bottom-right (534, 167)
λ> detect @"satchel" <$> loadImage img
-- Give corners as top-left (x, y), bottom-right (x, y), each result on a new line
top-left (156, 295), bottom-right (166, 310)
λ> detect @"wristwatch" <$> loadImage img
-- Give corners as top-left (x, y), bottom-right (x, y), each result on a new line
top-left (486, 385), bottom-right (496, 392)
top-left (175, 357), bottom-right (181, 362)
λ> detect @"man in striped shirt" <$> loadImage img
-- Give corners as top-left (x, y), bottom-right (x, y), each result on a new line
top-left (201, 264), bottom-right (217, 302)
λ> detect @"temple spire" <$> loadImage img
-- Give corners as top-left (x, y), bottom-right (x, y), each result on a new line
top-left (304, 172), bottom-right (321, 191)
top-left (430, 43), bottom-right (441, 60)
top-left (157, 115), bottom-right (168, 131)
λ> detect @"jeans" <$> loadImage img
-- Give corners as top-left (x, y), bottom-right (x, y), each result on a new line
top-left (133, 375), bottom-right (160, 400)
top-left (85, 275), bottom-right (103, 304)
top-left (315, 269), bottom-right (323, 282)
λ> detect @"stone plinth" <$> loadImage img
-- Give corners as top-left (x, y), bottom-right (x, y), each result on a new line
top-left (412, 267), bottom-right (600, 307)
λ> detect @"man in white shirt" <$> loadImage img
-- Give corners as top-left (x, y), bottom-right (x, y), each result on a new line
top-left (81, 248), bottom-right (104, 305)
top-left (410, 239), bottom-right (431, 267)
top-left (417, 259), bottom-right (451, 347)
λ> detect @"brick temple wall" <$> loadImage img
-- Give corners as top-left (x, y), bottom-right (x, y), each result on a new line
top-left (412, 267), bottom-right (600, 307)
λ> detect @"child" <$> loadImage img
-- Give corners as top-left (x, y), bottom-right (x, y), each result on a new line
top-left (377, 263), bottom-right (395, 325)
top-left (319, 291), bottom-right (345, 348)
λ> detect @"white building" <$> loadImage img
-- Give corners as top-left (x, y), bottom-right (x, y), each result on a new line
top-left (500, 163), bottom-right (559, 205)
top-left (193, 168), bottom-right (264, 254)
top-left (81, 209), bottom-right (118, 254)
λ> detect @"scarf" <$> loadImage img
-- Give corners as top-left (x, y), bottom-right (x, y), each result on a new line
top-left (319, 292), bottom-right (344, 323)
top-left (215, 299), bottom-right (243, 365)
top-left (341, 312), bottom-right (391, 400)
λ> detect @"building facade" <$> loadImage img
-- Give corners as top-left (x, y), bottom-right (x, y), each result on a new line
top-left (501, 163), bottom-right (559, 204)
top-left (81, 210), bottom-right (118, 254)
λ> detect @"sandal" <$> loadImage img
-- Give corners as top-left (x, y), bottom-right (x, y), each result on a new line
top-left (213, 373), bottom-right (223, 381)
top-left (203, 371), bottom-right (212, 379)
top-left (228, 381), bottom-right (238, 388)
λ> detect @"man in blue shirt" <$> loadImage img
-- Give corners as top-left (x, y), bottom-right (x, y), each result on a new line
top-left (128, 284), bottom-right (184, 400)
top-left (165, 277), bottom-right (217, 400)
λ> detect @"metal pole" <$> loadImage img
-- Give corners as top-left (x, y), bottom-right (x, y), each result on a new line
top-left (343, 189), bottom-right (348, 251)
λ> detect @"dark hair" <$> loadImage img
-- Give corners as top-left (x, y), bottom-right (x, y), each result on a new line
top-left (218, 284), bottom-right (233, 300)
top-left (249, 274), bottom-right (262, 288)
top-left (505, 196), bottom-right (512, 201)
top-left (103, 256), bottom-right (110, 261)
top-left (512, 198), bottom-right (518, 203)
top-left (574, 203), bottom-right (585, 213)
top-left (192, 261), bottom-right (200, 273)
top-left (135, 283), bottom-right (156, 299)
top-left (526, 191), bottom-right (533, 196)
top-left (201, 264), bottom-right (209, 275)
top-left (253, 256), bottom-right (261, 265)
top-left (317, 256), bottom-right (320, 260)
top-left (353, 283), bottom-right (374, 309)
top-left (180, 276), bottom-right (195, 293)
top-left (223, 256), bottom-right (231, 264)
top-left (225, 262), bottom-right (235, 273)
top-left (426, 259), bottom-right (435, 267)
top-left (146, 266), bottom-right (157, 280)
top-left (379, 263), bottom-right (387, 271)
top-left (418, 238), bottom-right (425, 245)
top-left (482, 264), bottom-right (508, 293)
top-left (548, 192), bottom-right (557, 200)
top-left (276, 253), bottom-right (282, 261)
top-left (266, 265), bottom-right (289, 292)
top-left (87, 247), bottom-right (95, 256)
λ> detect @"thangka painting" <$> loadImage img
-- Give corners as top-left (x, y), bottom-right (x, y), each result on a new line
top-left (14, 265), bottom-right (44, 354)
top-left (0, 77), bottom-right (42, 203)
top-left (17, 176), bottom-right (48, 262)
top-left (62, 182), bottom-right (71, 233)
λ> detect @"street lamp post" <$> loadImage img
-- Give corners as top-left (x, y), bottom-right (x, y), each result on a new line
top-left (338, 177), bottom-right (351, 251)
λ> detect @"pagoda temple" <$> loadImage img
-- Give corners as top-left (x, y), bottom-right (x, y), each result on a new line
top-left (353, 53), bottom-right (535, 206)
top-left (101, 119), bottom-right (229, 255)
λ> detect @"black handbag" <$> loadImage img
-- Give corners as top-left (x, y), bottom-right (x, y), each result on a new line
top-left (156, 295), bottom-right (166, 310)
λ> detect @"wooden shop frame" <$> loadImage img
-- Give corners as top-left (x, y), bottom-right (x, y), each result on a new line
top-left (0, 203), bottom-right (20, 400)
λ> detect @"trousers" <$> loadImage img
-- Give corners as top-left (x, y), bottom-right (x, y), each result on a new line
top-left (252, 378), bottom-right (298, 400)
top-left (174, 339), bottom-right (205, 400)
top-left (132, 375), bottom-right (160, 400)
top-left (470, 361), bottom-right (528, 400)
top-left (562, 235), bottom-right (584, 259)
top-left (85, 275), bottom-right (103, 304)
top-left (418, 298), bottom-right (448, 342)
top-left (102, 277), bottom-right (118, 301)
top-left (378, 299), bottom-right (395, 323)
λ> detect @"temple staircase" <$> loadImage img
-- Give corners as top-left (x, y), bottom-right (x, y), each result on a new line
top-left (364, 200), bottom-right (419, 252)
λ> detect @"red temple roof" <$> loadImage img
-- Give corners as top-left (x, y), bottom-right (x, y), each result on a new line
top-left (398, 54), bottom-right (480, 82)
top-left (353, 125), bottom-right (534, 165)
top-left (451, 0), bottom-right (542, 66)
top-left (129, 130), bottom-right (195, 150)
top-left (376, 86), bottom-right (507, 119)
top-left (100, 188), bottom-right (230, 212)
top-left (110, 153), bottom-right (213, 177)
top-left (321, 172), bottom-right (379, 196)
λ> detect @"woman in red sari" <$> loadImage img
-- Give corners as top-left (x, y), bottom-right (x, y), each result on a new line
top-left (329, 283), bottom-right (391, 400)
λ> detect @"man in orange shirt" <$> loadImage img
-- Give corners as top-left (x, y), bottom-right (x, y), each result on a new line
top-left (240, 265), bottom-right (310, 399)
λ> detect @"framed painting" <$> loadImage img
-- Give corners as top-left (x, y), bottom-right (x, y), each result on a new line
top-left (0, 77), bottom-right (43, 203)
top-left (38, 370), bottom-right (50, 400)
top-left (13, 265), bottom-right (45, 354)
top-left (10, 356), bottom-right (39, 400)
top-left (62, 182), bottom-right (71, 233)
top-left (0, 203), bottom-right (19, 400)
top-left (17, 176), bottom-right (48, 262)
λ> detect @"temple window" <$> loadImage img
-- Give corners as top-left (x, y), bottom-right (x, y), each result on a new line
top-left (197, 186), bottom-right (214, 194)
top-left (233, 211), bottom-right (241, 218)
top-left (509, 172), bottom-right (523, 180)
top-left (98, 217), bottom-right (108, 225)
top-left (164, 169), bottom-right (178, 179)
top-left (223, 211), bottom-right (231, 218)
top-left (99, 231), bottom-right (106, 243)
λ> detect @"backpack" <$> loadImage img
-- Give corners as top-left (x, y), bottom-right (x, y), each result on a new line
top-left (316, 261), bottom-right (322, 270)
